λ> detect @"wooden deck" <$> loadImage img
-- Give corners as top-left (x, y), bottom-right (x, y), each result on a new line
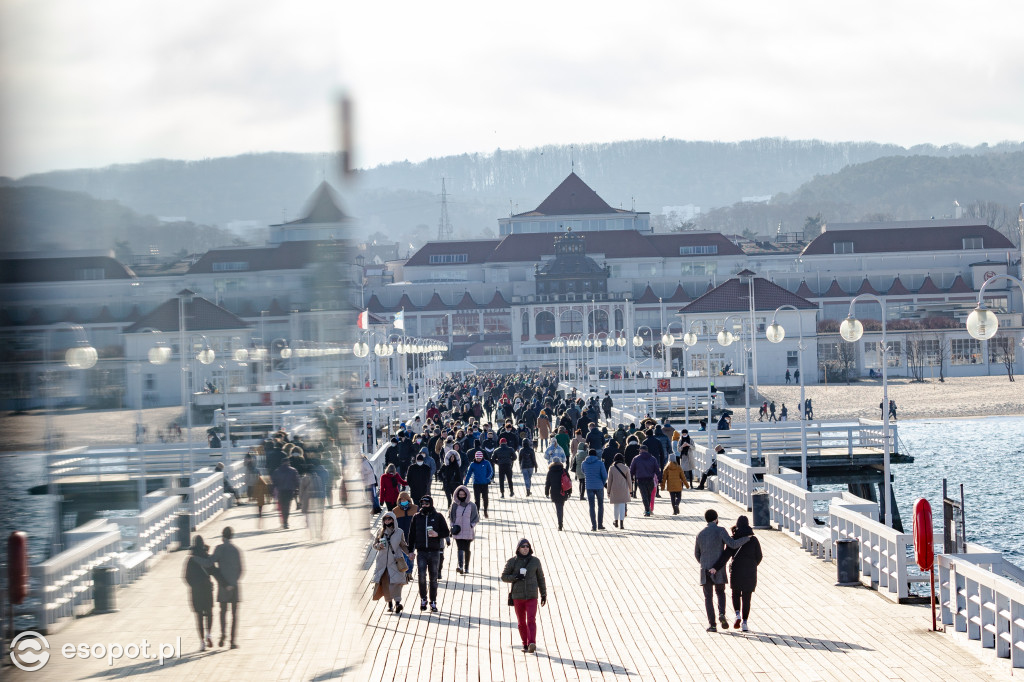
top-left (17, 470), bottom-right (1011, 681)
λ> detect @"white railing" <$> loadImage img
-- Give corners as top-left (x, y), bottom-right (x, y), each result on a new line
top-left (44, 445), bottom-right (250, 485)
top-left (170, 470), bottom-right (228, 529)
top-left (764, 473), bottom-right (840, 535)
top-left (691, 442), bottom-right (715, 485)
top-left (938, 551), bottom-right (1024, 669)
top-left (715, 455), bottom-right (765, 510)
top-left (122, 495), bottom-right (181, 556)
top-left (829, 498), bottom-right (913, 602)
top-left (31, 525), bottom-right (122, 633)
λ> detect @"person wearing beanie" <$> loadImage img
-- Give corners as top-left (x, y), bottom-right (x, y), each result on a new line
top-left (543, 456), bottom-right (570, 530)
top-left (695, 508), bottom-right (750, 632)
top-left (407, 495), bottom-right (450, 613)
top-left (463, 451), bottom-right (494, 518)
top-left (501, 538), bottom-right (547, 653)
top-left (710, 515), bottom-right (763, 632)
top-left (406, 452), bottom-right (433, 503)
top-left (493, 437), bottom-right (518, 498)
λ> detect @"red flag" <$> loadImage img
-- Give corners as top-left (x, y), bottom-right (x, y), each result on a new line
top-left (357, 310), bottom-right (368, 330)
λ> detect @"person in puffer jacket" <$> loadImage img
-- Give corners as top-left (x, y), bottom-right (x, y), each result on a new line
top-left (463, 451), bottom-right (494, 518)
top-left (447, 485), bottom-right (479, 574)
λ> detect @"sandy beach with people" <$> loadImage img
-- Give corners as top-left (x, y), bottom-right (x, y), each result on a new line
top-left (2, 375), bottom-right (1020, 451)
top-left (753, 375), bottom-right (1022, 422)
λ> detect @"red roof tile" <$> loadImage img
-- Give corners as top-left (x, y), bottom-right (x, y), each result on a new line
top-left (456, 292), bottom-right (480, 308)
top-left (515, 172), bottom-right (617, 217)
top-left (0, 255), bottom-right (136, 284)
top-left (367, 294), bottom-right (390, 313)
top-left (822, 279), bottom-right (848, 297)
top-left (272, 181), bottom-right (349, 225)
top-left (802, 220), bottom-right (1013, 256)
top-left (917, 276), bottom-right (942, 294)
top-left (124, 295), bottom-right (249, 333)
top-left (188, 240), bottom-right (324, 274)
top-left (404, 239), bottom-right (502, 267)
top-left (679, 277), bottom-right (817, 314)
top-left (394, 294), bottom-right (416, 311)
top-left (483, 291), bottom-right (510, 309)
top-left (885, 277), bottom-right (912, 295)
top-left (666, 284), bottom-right (690, 303)
top-left (947, 275), bottom-right (974, 293)
top-left (421, 293), bottom-right (448, 311)
top-left (795, 281), bottom-right (815, 298)
top-left (635, 285), bottom-right (659, 304)
top-left (856, 278), bottom-right (879, 295)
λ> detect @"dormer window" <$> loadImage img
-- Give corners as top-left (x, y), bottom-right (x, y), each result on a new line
top-left (428, 254), bottom-right (468, 264)
top-left (833, 241), bottom-right (854, 254)
top-left (962, 237), bottom-right (983, 250)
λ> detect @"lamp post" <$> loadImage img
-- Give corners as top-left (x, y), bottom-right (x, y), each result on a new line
top-left (718, 314), bottom-right (752, 462)
top-left (765, 305), bottom-right (808, 484)
top-left (270, 338), bottom-right (292, 430)
top-left (135, 334), bottom-right (171, 506)
top-left (614, 331), bottom-right (627, 395)
top-left (839, 293), bottom-right (893, 527)
top-left (42, 323), bottom-right (98, 554)
top-left (965, 274), bottom-right (1024, 341)
top-left (632, 325), bottom-right (655, 418)
top-left (663, 320), bottom-right (684, 427)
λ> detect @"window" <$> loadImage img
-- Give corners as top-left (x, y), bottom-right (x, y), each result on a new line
top-left (144, 373), bottom-right (156, 390)
top-left (989, 336), bottom-right (1015, 364)
top-left (951, 338), bottom-right (981, 365)
top-left (614, 309), bottom-right (624, 332)
top-left (680, 262), bottom-right (716, 277)
top-left (962, 237), bottom-right (983, 250)
top-left (756, 317), bottom-right (766, 333)
top-left (535, 311), bottom-right (556, 335)
top-left (588, 309), bottom-right (609, 333)
top-left (482, 313), bottom-right (510, 334)
top-left (817, 342), bottom-right (839, 363)
top-left (560, 310), bottom-right (583, 334)
top-left (428, 270), bottom-right (467, 281)
top-left (679, 245), bottom-right (718, 256)
top-left (212, 261), bottom-right (249, 272)
top-left (787, 350), bottom-right (798, 368)
top-left (920, 339), bottom-right (941, 365)
top-left (833, 241), bottom-right (854, 254)
top-left (75, 268), bottom-right (105, 280)
top-left (428, 254), bottom-right (468, 264)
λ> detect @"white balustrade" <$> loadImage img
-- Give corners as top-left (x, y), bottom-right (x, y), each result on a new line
top-left (31, 525), bottom-right (122, 633)
top-left (715, 454), bottom-right (765, 510)
top-left (938, 552), bottom-right (1024, 669)
top-left (829, 498), bottom-right (913, 602)
top-left (122, 495), bottom-right (181, 556)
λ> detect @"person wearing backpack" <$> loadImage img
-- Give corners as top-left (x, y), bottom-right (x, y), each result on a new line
top-left (605, 453), bottom-right (632, 529)
top-left (543, 456), bottom-right (571, 531)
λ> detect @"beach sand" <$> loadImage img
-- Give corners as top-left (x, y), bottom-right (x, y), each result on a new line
top-left (749, 375), bottom-right (1022, 422)
top-left (0, 406), bottom-right (205, 452)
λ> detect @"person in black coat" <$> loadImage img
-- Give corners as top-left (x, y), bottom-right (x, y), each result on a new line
top-left (406, 454), bottom-right (433, 503)
top-left (710, 515), bottom-right (763, 632)
top-left (183, 535), bottom-right (215, 651)
top-left (543, 460), bottom-right (569, 531)
top-left (407, 495), bottom-right (451, 612)
top-left (518, 439), bottom-right (538, 497)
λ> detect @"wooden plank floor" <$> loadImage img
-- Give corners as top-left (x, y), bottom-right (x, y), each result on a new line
top-left (17, 467), bottom-right (1013, 681)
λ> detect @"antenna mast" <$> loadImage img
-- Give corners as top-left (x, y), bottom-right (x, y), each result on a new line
top-left (437, 177), bottom-right (453, 240)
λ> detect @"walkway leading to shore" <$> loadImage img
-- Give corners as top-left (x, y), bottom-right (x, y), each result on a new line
top-left (16, 474), bottom-right (1010, 681)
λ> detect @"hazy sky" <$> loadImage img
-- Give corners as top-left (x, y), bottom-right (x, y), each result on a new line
top-left (2, 0), bottom-right (1024, 178)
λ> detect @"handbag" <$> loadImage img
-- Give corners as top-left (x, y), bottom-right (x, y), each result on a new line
top-left (451, 524), bottom-right (462, 536)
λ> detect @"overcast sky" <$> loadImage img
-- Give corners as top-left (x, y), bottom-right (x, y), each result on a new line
top-left (2, 0), bottom-right (1023, 178)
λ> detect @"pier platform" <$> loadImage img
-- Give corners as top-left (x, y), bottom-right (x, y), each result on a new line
top-left (12, 477), bottom-right (1010, 681)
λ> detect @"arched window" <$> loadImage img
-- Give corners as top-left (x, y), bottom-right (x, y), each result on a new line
top-left (536, 311), bottom-right (556, 335)
top-left (521, 310), bottom-right (530, 337)
top-left (560, 309), bottom-right (583, 334)
top-left (588, 309), bottom-right (609, 333)
top-left (614, 308), bottom-right (624, 332)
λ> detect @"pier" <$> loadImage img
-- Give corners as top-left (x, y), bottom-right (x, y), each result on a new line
top-left (9, 472), bottom-right (1015, 680)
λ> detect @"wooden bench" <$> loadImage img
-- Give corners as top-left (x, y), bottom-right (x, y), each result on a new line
top-left (800, 523), bottom-right (833, 560)
top-left (119, 550), bottom-right (153, 584)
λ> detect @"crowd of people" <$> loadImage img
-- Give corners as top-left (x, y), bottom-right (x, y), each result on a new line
top-left (363, 370), bottom-right (763, 653)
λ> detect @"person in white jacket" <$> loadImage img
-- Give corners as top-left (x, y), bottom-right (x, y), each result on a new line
top-left (362, 454), bottom-right (381, 514)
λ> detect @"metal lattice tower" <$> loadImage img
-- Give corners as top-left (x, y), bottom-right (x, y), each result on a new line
top-left (437, 178), bottom-right (453, 240)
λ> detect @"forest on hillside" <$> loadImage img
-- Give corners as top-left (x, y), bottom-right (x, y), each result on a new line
top-left (2, 139), bottom-right (1022, 254)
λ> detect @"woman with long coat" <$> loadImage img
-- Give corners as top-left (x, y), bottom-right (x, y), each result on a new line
top-left (536, 411), bottom-right (551, 448)
top-left (678, 441), bottom-right (694, 488)
top-left (183, 535), bottom-right (215, 651)
top-left (572, 441), bottom-right (588, 500)
top-left (372, 511), bottom-right (410, 614)
top-left (379, 464), bottom-right (406, 511)
top-left (448, 485), bottom-right (479, 574)
top-left (711, 515), bottom-right (763, 632)
top-left (605, 453), bottom-right (632, 529)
